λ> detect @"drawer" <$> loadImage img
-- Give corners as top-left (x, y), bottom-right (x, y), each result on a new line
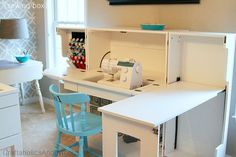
top-left (64, 81), bottom-right (78, 92)
top-left (0, 94), bottom-right (18, 109)
top-left (0, 105), bottom-right (21, 139)
top-left (0, 134), bottom-right (22, 156)
top-left (77, 83), bottom-right (131, 101)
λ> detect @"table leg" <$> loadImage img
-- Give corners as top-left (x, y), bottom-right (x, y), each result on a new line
top-left (35, 80), bottom-right (45, 113)
top-left (140, 127), bottom-right (159, 157)
top-left (19, 83), bottom-right (24, 105)
top-left (102, 114), bottom-right (118, 157)
top-left (102, 113), bottom-right (159, 157)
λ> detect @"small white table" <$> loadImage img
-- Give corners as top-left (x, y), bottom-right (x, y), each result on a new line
top-left (0, 60), bottom-right (45, 113)
top-left (98, 82), bottom-right (224, 157)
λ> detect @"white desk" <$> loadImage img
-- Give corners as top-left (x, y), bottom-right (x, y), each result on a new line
top-left (98, 82), bottom-right (224, 157)
top-left (44, 66), bottom-right (226, 156)
top-left (0, 60), bottom-right (45, 113)
top-left (99, 82), bottom-right (223, 127)
top-left (43, 29), bottom-right (235, 157)
top-left (44, 67), bottom-right (227, 157)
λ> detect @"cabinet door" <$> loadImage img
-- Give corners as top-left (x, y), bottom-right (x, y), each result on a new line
top-left (0, 105), bottom-right (21, 139)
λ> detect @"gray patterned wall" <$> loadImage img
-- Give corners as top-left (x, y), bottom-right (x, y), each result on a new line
top-left (0, 0), bottom-right (39, 101)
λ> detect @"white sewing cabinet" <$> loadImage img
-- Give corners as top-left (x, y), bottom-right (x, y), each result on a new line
top-left (58, 27), bottom-right (169, 101)
top-left (53, 26), bottom-right (235, 157)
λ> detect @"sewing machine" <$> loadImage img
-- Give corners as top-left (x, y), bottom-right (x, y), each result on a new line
top-left (97, 58), bottom-right (142, 90)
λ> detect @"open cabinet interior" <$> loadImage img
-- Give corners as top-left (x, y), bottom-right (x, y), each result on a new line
top-left (56, 27), bottom-right (86, 69)
top-left (87, 28), bottom-right (168, 83)
top-left (164, 92), bottom-right (225, 157)
top-left (163, 33), bottom-right (235, 157)
top-left (168, 33), bottom-right (228, 87)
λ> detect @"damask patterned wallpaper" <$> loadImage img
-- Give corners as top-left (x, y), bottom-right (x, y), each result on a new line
top-left (0, 0), bottom-right (41, 101)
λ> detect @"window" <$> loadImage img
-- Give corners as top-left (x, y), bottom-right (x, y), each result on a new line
top-left (55, 0), bottom-right (85, 24)
top-left (45, 0), bottom-right (85, 69)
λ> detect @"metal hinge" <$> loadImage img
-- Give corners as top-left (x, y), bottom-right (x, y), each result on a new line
top-left (153, 128), bottom-right (158, 135)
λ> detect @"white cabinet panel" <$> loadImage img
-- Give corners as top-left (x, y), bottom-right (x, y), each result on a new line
top-left (64, 81), bottom-right (78, 92)
top-left (0, 105), bottom-right (21, 140)
top-left (77, 83), bottom-right (131, 101)
top-left (0, 94), bottom-right (18, 109)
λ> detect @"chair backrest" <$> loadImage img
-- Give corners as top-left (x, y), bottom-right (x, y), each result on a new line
top-left (49, 84), bottom-right (90, 132)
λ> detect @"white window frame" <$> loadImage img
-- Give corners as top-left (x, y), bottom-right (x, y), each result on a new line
top-left (54, 0), bottom-right (85, 25)
top-left (44, 0), bottom-right (86, 69)
top-left (44, 0), bottom-right (56, 69)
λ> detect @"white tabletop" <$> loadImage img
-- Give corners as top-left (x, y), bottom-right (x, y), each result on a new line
top-left (98, 81), bottom-right (224, 127)
top-left (0, 60), bottom-right (24, 69)
top-left (0, 60), bottom-right (43, 84)
top-left (0, 83), bottom-right (17, 96)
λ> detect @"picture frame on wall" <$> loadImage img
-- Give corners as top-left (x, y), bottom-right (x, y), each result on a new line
top-left (108, 0), bottom-right (200, 5)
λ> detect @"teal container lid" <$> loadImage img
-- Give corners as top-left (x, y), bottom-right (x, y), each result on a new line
top-left (140, 24), bottom-right (165, 31)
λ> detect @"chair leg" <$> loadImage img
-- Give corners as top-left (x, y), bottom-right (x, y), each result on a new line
top-left (78, 137), bottom-right (84, 157)
top-left (53, 131), bottom-right (62, 157)
top-left (84, 136), bottom-right (88, 151)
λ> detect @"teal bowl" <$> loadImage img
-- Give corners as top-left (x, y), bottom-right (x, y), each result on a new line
top-left (140, 24), bottom-right (165, 31)
top-left (15, 55), bottom-right (30, 63)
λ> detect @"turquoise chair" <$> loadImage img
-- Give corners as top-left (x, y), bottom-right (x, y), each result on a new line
top-left (49, 84), bottom-right (102, 157)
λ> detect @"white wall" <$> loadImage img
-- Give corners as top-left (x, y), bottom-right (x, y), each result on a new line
top-left (158, 0), bottom-right (236, 32)
top-left (87, 0), bottom-right (236, 33)
top-left (86, 0), bottom-right (159, 27)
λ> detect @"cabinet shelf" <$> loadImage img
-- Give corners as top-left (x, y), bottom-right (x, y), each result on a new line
top-left (88, 26), bottom-right (169, 35)
top-left (166, 150), bottom-right (197, 157)
top-left (56, 23), bottom-right (86, 30)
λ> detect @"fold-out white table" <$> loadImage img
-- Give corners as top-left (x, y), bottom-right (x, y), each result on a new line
top-left (0, 60), bottom-right (45, 113)
top-left (99, 82), bottom-right (224, 157)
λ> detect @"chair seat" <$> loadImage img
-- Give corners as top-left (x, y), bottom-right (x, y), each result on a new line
top-left (59, 112), bottom-right (102, 137)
